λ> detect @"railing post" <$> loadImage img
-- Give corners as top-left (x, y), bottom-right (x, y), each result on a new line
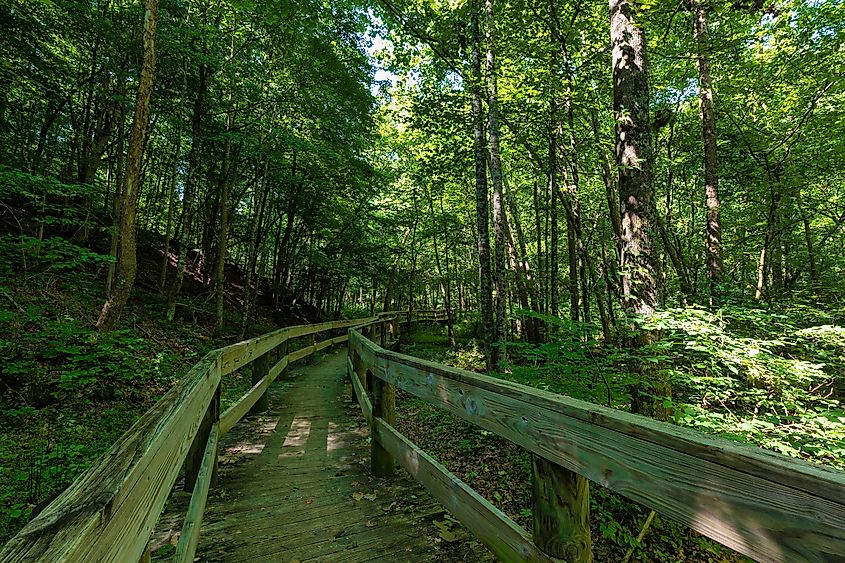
top-left (379, 320), bottom-right (386, 347)
top-left (308, 333), bottom-right (317, 364)
top-left (371, 374), bottom-right (395, 477)
top-left (531, 454), bottom-right (592, 562)
top-left (250, 352), bottom-right (270, 414)
top-left (185, 385), bottom-right (220, 491)
top-left (279, 339), bottom-right (289, 380)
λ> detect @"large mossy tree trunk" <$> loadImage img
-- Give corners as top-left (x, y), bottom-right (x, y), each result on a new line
top-left (610, 0), bottom-right (670, 420)
top-left (96, 0), bottom-right (159, 331)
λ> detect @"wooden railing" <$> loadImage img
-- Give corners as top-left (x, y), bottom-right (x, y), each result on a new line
top-left (348, 329), bottom-right (845, 563)
top-left (0, 315), bottom-right (384, 563)
top-left (387, 308), bottom-right (449, 324)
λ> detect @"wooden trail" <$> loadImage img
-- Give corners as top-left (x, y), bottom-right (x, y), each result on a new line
top-left (151, 350), bottom-right (491, 562)
top-left (6, 312), bottom-right (845, 563)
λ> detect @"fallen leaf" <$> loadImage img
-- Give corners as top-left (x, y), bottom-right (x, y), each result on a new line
top-left (304, 497), bottom-right (314, 505)
top-left (433, 519), bottom-right (460, 542)
top-left (352, 492), bottom-right (364, 501)
top-left (363, 493), bottom-right (377, 501)
top-left (365, 520), bottom-right (375, 527)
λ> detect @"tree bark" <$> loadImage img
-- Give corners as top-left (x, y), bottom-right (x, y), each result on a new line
top-left (695, 1), bottom-right (723, 307)
top-left (471, 0), bottom-right (496, 372)
top-left (215, 84), bottom-right (234, 332)
top-left (610, 0), bottom-right (668, 419)
top-left (96, 0), bottom-right (159, 331)
top-left (485, 0), bottom-right (507, 367)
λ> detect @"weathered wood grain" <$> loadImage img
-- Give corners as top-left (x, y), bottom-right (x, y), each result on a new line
top-left (175, 423), bottom-right (219, 563)
top-left (0, 353), bottom-right (221, 563)
top-left (532, 454), bottom-right (591, 561)
top-left (371, 377), bottom-right (395, 477)
top-left (372, 418), bottom-right (552, 562)
top-left (0, 318), bottom-right (381, 562)
top-left (351, 336), bottom-right (845, 562)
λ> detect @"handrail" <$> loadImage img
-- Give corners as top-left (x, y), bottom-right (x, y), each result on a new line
top-left (348, 329), bottom-right (845, 563)
top-left (0, 315), bottom-right (379, 563)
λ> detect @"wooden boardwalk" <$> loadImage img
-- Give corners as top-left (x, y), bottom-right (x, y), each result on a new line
top-left (151, 350), bottom-right (491, 562)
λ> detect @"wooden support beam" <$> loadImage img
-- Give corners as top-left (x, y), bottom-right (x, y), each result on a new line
top-left (308, 333), bottom-right (317, 364)
top-left (175, 423), bottom-right (219, 563)
top-left (185, 385), bottom-right (219, 492)
top-left (348, 355), bottom-right (372, 423)
top-left (532, 454), bottom-right (592, 562)
top-left (278, 341), bottom-right (289, 380)
top-left (371, 376), bottom-right (395, 477)
top-left (250, 352), bottom-right (270, 414)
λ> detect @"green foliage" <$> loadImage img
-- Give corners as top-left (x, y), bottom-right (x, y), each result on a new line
top-left (502, 304), bottom-right (845, 469)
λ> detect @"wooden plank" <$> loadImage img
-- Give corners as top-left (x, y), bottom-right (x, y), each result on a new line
top-left (268, 354), bottom-right (289, 381)
top-left (0, 353), bottom-right (221, 563)
top-left (175, 423), bottom-right (219, 563)
top-left (314, 336), bottom-right (333, 353)
top-left (376, 348), bottom-right (845, 500)
top-left (364, 348), bottom-right (845, 562)
top-left (219, 351), bottom-right (295, 436)
top-left (372, 418), bottom-right (552, 562)
top-left (347, 356), bottom-right (372, 423)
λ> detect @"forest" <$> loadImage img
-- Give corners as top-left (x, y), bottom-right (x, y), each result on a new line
top-left (1, 0), bottom-right (844, 560)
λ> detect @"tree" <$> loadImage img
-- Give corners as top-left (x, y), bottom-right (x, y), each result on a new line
top-left (610, 0), bottom-right (669, 419)
top-left (96, 0), bottom-right (159, 331)
top-left (694, 0), bottom-right (722, 307)
top-left (471, 0), bottom-right (496, 372)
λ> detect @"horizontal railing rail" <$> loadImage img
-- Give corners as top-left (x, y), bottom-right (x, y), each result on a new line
top-left (348, 329), bottom-right (845, 563)
top-left (0, 315), bottom-right (386, 563)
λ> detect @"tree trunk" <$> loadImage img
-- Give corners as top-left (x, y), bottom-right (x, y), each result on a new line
top-left (485, 0), bottom-right (506, 367)
top-left (471, 0), bottom-right (496, 372)
top-left (610, 0), bottom-right (668, 420)
top-left (240, 158), bottom-right (270, 339)
top-left (695, 1), bottom-right (723, 307)
top-left (167, 62), bottom-right (209, 321)
top-left (797, 190), bottom-right (819, 294)
top-left (215, 84), bottom-right (234, 332)
top-left (96, 0), bottom-right (158, 331)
